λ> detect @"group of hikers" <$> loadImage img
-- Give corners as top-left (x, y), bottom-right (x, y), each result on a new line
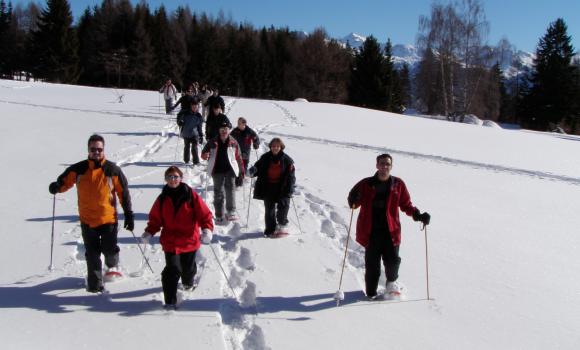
top-left (48, 80), bottom-right (430, 309)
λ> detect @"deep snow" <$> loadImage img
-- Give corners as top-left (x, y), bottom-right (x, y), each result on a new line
top-left (1, 79), bottom-right (579, 349)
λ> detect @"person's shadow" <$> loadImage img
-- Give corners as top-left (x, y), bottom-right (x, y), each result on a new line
top-left (0, 275), bottom-right (371, 318)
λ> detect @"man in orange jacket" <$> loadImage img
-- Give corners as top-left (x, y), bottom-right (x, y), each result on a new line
top-left (49, 134), bottom-right (133, 293)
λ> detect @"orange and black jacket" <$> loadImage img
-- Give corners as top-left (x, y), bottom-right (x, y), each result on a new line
top-left (54, 158), bottom-right (132, 228)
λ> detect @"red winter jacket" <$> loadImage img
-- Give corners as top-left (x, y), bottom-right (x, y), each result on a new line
top-left (348, 174), bottom-right (417, 248)
top-left (145, 184), bottom-right (214, 254)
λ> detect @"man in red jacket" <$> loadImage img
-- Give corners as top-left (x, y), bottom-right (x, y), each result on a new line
top-left (348, 154), bottom-right (430, 299)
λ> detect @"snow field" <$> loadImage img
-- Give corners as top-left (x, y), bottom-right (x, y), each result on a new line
top-left (1, 80), bottom-right (580, 349)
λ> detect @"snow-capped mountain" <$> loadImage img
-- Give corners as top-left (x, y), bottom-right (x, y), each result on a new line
top-left (337, 32), bottom-right (535, 74)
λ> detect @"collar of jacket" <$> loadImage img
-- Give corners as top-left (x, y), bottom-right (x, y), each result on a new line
top-left (87, 158), bottom-right (106, 169)
top-left (370, 172), bottom-right (392, 187)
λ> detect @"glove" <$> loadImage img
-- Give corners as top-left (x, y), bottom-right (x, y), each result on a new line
top-left (248, 166), bottom-right (257, 177)
top-left (141, 232), bottom-right (152, 245)
top-left (253, 143), bottom-right (259, 150)
top-left (347, 191), bottom-right (360, 208)
top-left (49, 182), bottom-right (60, 195)
top-left (420, 212), bottom-right (431, 226)
top-left (123, 211), bottom-right (135, 231)
top-left (413, 209), bottom-right (431, 226)
top-left (201, 228), bottom-right (213, 244)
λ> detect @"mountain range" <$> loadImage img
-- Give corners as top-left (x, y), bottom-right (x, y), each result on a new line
top-left (337, 32), bottom-right (536, 77)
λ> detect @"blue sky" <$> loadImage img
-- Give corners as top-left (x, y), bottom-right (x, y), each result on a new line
top-left (17, 0), bottom-right (580, 52)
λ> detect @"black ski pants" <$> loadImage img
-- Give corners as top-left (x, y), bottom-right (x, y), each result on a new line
top-left (263, 197), bottom-right (290, 235)
top-left (81, 223), bottom-right (120, 290)
top-left (161, 250), bottom-right (197, 305)
top-left (364, 230), bottom-right (401, 297)
top-left (183, 136), bottom-right (200, 164)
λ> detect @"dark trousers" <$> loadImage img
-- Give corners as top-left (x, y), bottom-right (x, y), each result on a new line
top-left (364, 230), bottom-right (401, 296)
top-left (162, 250), bottom-right (197, 305)
top-left (263, 197), bottom-right (290, 235)
top-left (164, 98), bottom-right (173, 114)
top-left (81, 223), bottom-right (120, 290)
top-left (183, 136), bottom-right (200, 164)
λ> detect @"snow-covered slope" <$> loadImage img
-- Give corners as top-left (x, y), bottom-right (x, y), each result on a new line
top-left (1, 79), bottom-right (579, 349)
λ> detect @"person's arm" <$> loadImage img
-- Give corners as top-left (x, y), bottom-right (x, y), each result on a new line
top-left (144, 197), bottom-right (162, 235)
top-left (347, 180), bottom-right (365, 209)
top-left (112, 167), bottom-right (134, 231)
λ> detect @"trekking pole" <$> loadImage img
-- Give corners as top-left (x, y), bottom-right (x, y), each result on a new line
top-left (173, 133), bottom-right (180, 163)
top-left (291, 197), bottom-right (304, 235)
top-left (423, 224), bottom-right (431, 300)
top-left (49, 194), bottom-right (56, 271)
top-left (129, 230), bottom-right (155, 274)
top-left (208, 243), bottom-right (238, 299)
top-left (334, 207), bottom-right (355, 306)
top-left (245, 176), bottom-right (254, 229)
top-left (204, 173), bottom-right (209, 202)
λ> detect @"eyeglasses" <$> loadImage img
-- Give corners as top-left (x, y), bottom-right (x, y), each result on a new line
top-left (165, 175), bottom-right (181, 181)
top-left (89, 147), bottom-right (104, 153)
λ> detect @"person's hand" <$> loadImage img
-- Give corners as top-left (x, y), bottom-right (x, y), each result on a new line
top-left (347, 191), bottom-right (361, 208)
top-left (253, 143), bottom-right (259, 150)
top-left (49, 182), bottom-right (59, 195)
top-left (248, 166), bottom-right (257, 177)
top-left (123, 211), bottom-right (135, 231)
top-left (419, 212), bottom-right (431, 226)
top-left (141, 232), bottom-right (152, 245)
top-left (413, 209), bottom-right (430, 226)
top-left (201, 228), bottom-right (213, 244)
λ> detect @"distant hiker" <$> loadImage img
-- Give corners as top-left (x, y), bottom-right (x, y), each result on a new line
top-left (248, 138), bottom-right (295, 238)
top-left (201, 121), bottom-right (244, 224)
top-left (48, 134), bottom-right (133, 293)
top-left (159, 79), bottom-right (178, 114)
top-left (230, 117), bottom-right (260, 187)
top-left (347, 153), bottom-right (430, 299)
top-left (171, 88), bottom-right (195, 119)
top-left (177, 97), bottom-right (204, 165)
top-left (141, 166), bottom-right (214, 309)
top-left (199, 84), bottom-right (212, 118)
top-left (205, 87), bottom-right (225, 113)
top-left (205, 100), bottom-right (232, 141)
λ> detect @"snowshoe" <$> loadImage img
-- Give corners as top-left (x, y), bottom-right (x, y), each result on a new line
top-left (385, 281), bottom-right (406, 300)
top-left (104, 267), bottom-right (124, 282)
top-left (215, 216), bottom-right (227, 225)
top-left (226, 211), bottom-right (239, 221)
top-left (271, 225), bottom-right (289, 238)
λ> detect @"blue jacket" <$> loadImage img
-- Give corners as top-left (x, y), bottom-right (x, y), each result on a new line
top-left (178, 111), bottom-right (203, 139)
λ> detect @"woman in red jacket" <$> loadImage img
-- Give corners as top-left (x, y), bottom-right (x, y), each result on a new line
top-left (141, 166), bottom-right (214, 309)
top-left (348, 154), bottom-right (430, 299)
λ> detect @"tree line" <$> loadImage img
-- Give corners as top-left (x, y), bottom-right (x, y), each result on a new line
top-left (0, 0), bottom-right (579, 134)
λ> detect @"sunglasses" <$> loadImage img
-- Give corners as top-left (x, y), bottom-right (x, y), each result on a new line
top-left (165, 175), bottom-right (181, 181)
top-left (89, 147), bottom-right (104, 153)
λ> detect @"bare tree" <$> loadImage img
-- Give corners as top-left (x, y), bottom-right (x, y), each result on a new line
top-left (418, 2), bottom-right (462, 116)
top-left (457, 0), bottom-right (489, 114)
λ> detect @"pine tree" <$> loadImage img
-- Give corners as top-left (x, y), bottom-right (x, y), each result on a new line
top-left (0, 0), bottom-right (13, 77)
top-left (383, 39), bottom-right (403, 113)
top-left (348, 35), bottom-right (388, 110)
top-left (524, 18), bottom-right (578, 131)
top-left (399, 63), bottom-right (412, 110)
top-left (31, 0), bottom-right (78, 83)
